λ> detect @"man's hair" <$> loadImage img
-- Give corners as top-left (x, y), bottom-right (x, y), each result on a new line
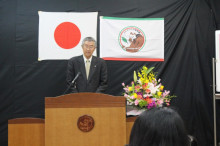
top-left (129, 107), bottom-right (190, 146)
top-left (81, 37), bottom-right (96, 47)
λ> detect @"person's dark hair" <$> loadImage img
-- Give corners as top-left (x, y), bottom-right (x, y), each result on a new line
top-left (81, 37), bottom-right (96, 47)
top-left (129, 107), bottom-right (190, 146)
top-left (188, 135), bottom-right (198, 146)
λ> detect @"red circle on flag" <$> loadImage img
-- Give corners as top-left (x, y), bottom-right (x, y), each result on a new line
top-left (54, 22), bottom-right (81, 49)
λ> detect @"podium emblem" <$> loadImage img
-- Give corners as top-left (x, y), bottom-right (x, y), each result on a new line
top-left (77, 115), bottom-right (95, 132)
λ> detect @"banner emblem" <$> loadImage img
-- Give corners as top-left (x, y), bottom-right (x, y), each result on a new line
top-left (119, 26), bottom-right (146, 53)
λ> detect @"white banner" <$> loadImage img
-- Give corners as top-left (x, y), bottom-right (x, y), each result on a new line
top-left (100, 16), bottom-right (164, 61)
top-left (38, 11), bottom-right (97, 60)
top-left (216, 30), bottom-right (220, 92)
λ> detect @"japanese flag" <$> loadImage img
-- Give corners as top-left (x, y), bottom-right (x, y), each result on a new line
top-left (38, 11), bottom-right (98, 60)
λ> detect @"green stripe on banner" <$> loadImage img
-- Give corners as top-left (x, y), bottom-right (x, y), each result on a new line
top-left (101, 16), bottom-right (164, 20)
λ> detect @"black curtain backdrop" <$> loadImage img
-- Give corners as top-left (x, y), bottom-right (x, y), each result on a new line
top-left (1, 0), bottom-right (220, 145)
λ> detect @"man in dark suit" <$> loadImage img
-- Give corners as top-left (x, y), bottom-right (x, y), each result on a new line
top-left (66, 37), bottom-right (108, 93)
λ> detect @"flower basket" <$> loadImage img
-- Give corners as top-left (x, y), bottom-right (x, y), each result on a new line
top-left (122, 66), bottom-right (175, 116)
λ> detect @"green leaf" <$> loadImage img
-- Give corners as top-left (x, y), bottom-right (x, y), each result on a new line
top-left (132, 82), bottom-right (135, 94)
top-left (139, 100), bottom-right (148, 108)
top-left (145, 67), bottom-right (154, 76)
top-left (122, 37), bottom-right (127, 43)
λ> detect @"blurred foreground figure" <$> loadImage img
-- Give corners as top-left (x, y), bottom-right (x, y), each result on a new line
top-left (129, 107), bottom-right (190, 146)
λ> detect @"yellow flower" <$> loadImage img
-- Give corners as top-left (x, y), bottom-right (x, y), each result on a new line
top-left (138, 72), bottom-right (142, 78)
top-left (143, 66), bottom-right (148, 70)
top-left (157, 91), bottom-right (162, 96)
top-left (160, 85), bottom-right (164, 90)
top-left (140, 78), bottom-right (145, 84)
top-left (128, 87), bottom-right (133, 91)
top-left (149, 73), bottom-right (155, 77)
top-left (144, 79), bottom-right (149, 84)
top-left (141, 72), bottom-right (146, 77)
top-left (133, 93), bottom-right (138, 98)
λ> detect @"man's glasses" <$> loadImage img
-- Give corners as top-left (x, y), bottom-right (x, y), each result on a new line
top-left (83, 44), bottom-right (95, 49)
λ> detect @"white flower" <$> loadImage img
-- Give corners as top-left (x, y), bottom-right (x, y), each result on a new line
top-left (148, 82), bottom-right (159, 94)
top-left (144, 93), bottom-right (152, 97)
top-left (137, 79), bottom-right (142, 85)
top-left (127, 101), bottom-right (132, 105)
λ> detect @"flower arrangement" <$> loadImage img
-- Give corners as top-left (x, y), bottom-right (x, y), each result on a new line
top-left (122, 66), bottom-right (175, 110)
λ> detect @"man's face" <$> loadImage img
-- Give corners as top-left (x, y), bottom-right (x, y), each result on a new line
top-left (82, 41), bottom-right (96, 59)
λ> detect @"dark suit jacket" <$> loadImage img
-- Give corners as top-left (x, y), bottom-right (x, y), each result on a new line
top-left (66, 55), bottom-right (108, 93)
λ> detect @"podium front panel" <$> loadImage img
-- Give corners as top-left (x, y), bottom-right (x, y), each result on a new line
top-left (45, 93), bottom-right (126, 146)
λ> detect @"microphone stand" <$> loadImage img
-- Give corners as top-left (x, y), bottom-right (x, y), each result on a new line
top-left (63, 72), bottom-right (81, 95)
top-left (63, 81), bottom-right (76, 95)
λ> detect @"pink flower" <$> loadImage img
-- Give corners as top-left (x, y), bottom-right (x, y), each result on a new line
top-left (157, 99), bottom-right (163, 105)
top-left (122, 83), bottom-right (125, 86)
top-left (123, 88), bottom-right (129, 92)
top-left (135, 100), bottom-right (139, 105)
top-left (152, 98), bottom-right (156, 101)
top-left (162, 90), bottom-right (170, 97)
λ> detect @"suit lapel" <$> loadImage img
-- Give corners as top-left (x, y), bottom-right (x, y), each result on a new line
top-left (77, 55), bottom-right (87, 80)
top-left (88, 56), bottom-right (97, 81)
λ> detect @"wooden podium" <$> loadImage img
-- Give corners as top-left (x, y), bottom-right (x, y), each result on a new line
top-left (9, 93), bottom-right (127, 146)
top-left (8, 118), bottom-right (45, 146)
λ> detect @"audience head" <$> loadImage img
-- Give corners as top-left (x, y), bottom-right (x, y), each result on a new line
top-left (129, 107), bottom-right (190, 146)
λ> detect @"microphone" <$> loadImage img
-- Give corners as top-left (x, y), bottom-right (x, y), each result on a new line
top-left (72, 72), bottom-right (81, 84)
top-left (63, 72), bottom-right (81, 94)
